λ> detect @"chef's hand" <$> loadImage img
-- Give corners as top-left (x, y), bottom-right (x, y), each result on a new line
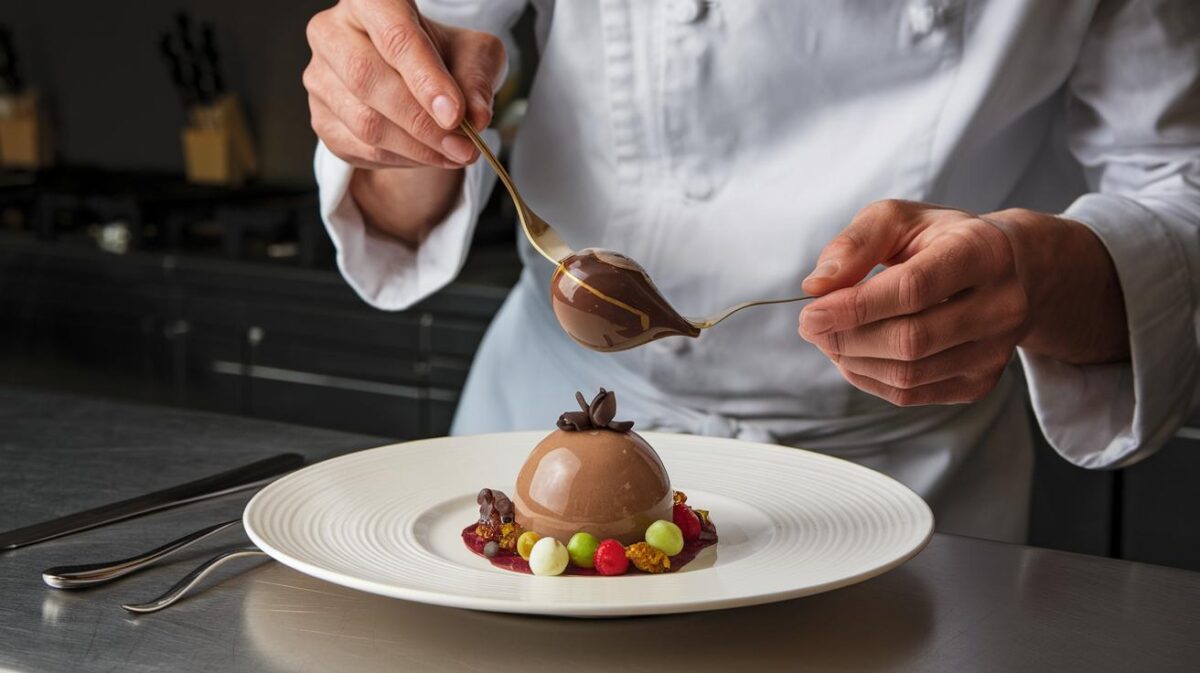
top-left (798, 200), bottom-right (1129, 406)
top-left (304, 0), bottom-right (504, 169)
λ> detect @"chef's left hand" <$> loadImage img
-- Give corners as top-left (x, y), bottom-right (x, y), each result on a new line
top-left (797, 200), bottom-right (1128, 406)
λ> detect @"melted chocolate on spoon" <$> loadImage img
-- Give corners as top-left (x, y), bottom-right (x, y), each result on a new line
top-left (550, 248), bottom-right (701, 352)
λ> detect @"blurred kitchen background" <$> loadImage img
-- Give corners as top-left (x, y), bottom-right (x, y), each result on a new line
top-left (0, 1), bottom-right (1197, 572)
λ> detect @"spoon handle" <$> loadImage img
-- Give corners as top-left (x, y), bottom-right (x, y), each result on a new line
top-left (458, 121), bottom-right (572, 263)
top-left (42, 519), bottom-right (242, 589)
top-left (687, 295), bottom-right (816, 330)
top-left (458, 121), bottom-right (520, 209)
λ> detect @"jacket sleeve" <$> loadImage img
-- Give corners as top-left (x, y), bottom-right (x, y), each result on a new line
top-left (315, 0), bottom-right (527, 310)
top-left (1019, 0), bottom-right (1200, 468)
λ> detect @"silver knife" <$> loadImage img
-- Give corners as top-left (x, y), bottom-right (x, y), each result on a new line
top-left (0, 453), bottom-right (304, 551)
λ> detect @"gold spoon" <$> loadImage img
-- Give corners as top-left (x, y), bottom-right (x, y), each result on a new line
top-left (458, 122), bottom-right (813, 352)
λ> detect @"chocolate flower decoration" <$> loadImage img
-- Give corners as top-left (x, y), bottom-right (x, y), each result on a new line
top-left (556, 388), bottom-right (635, 433)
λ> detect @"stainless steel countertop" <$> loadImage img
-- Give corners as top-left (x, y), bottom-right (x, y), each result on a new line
top-left (2, 388), bottom-right (1198, 672)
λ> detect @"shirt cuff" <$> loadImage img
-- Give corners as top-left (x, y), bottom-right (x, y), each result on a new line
top-left (314, 132), bottom-right (500, 310)
top-left (1019, 192), bottom-right (1199, 468)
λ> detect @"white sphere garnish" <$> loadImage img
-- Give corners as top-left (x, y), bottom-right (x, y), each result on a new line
top-left (528, 537), bottom-right (569, 576)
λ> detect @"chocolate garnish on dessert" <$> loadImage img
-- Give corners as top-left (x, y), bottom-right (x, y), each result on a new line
top-left (550, 249), bottom-right (701, 353)
top-left (556, 388), bottom-right (635, 433)
top-left (477, 488), bottom-right (514, 526)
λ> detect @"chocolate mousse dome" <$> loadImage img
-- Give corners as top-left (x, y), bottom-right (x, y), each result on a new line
top-left (513, 389), bottom-right (672, 545)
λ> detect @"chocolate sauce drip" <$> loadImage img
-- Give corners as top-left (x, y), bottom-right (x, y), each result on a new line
top-left (550, 248), bottom-right (701, 352)
top-left (556, 388), bottom-right (634, 433)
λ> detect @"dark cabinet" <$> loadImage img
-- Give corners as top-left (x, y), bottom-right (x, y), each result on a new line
top-left (1029, 427), bottom-right (1117, 557)
top-left (0, 234), bottom-right (510, 440)
top-left (1121, 434), bottom-right (1200, 570)
top-left (0, 241), bottom-right (170, 404)
top-left (1029, 415), bottom-right (1200, 572)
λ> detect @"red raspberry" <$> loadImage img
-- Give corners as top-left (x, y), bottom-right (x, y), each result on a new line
top-left (593, 539), bottom-right (629, 576)
top-left (673, 503), bottom-right (702, 541)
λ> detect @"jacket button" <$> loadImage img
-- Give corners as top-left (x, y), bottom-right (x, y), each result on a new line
top-left (668, 0), bottom-right (707, 24)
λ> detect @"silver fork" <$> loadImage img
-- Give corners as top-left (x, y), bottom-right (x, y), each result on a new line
top-left (121, 547), bottom-right (268, 613)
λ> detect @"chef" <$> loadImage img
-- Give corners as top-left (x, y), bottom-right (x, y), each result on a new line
top-left (304, 0), bottom-right (1200, 543)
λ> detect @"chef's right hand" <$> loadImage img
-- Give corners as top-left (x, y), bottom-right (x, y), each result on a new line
top-left (304, 0), bottom-right (505, 170)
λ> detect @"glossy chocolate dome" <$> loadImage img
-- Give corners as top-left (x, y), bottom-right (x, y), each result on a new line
top-left (514, 428), bottom-right (672, 545)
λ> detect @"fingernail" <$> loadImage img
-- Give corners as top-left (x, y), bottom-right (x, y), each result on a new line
top-left (432, 95), bottom-right (458, 129)
top-left (805, 261), bottom-right (840, 283)
top-left (801, 309), bottom-right (834, 336)
top-left (441, 134), bottom-right (475, 163)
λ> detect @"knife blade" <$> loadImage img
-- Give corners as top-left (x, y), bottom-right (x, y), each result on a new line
top-left (0, 453), bottom-right (304, 551)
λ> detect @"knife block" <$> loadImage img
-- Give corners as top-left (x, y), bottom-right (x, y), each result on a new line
top-left (0, 91), bottom-right (54, 169)
top-left (182, 93), bottom-right (257, 186)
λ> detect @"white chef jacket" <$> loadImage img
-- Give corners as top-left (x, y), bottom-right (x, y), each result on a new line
top-left (315, 0), bottom-right (1200, 543)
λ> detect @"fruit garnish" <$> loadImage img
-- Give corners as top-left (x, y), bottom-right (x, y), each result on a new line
top-left (626, 542), bottom-right (670, 573)
top-left (672, 503), bottom-right (702, 541)
top-left (593, 539), bottom-right (629, 575)
top-left (474, 522), bottom-right (499, 541)
top-left (645, 519), bottom-right (684, 556)
top-left (497, 522), bottom-right (523, 551)
top-left (673, 490), bottom-right (687, 506)
top-left (529, 537), bottom-right (570, 576)
top-left (567, 532), bottom-right (601, 568)
top-left (516, 531), bottom-right (541, 560)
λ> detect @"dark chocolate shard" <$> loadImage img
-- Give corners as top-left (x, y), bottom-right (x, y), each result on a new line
top-left (477, 488), bottom-right (495, 522)
top-left (557, 410), bottom-right (591, 431)
top-left (494, 494), bottom-right (513, 523)
top-left (478, 488), bottom-right (512, 525)
top-left (591, 389), bottom-right (616, 427)
top-left (557, 388), bottom-right (634, 433)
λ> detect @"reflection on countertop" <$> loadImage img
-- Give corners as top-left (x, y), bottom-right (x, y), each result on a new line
top-left (239, 560), bottom-right (936, 672)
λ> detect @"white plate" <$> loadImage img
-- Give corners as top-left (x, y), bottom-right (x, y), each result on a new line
top-left (244, 431), bottom-right (933, 618)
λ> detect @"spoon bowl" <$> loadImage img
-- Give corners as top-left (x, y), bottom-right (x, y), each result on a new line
top-left (458, 123), bottom-right (814, 352)
top-left (550, 248), bottom-right (700, 352)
